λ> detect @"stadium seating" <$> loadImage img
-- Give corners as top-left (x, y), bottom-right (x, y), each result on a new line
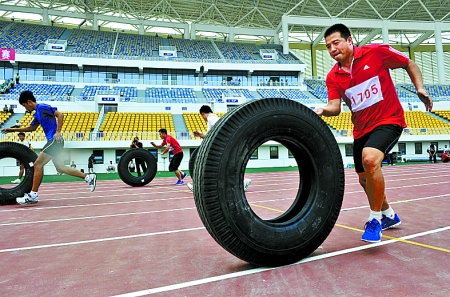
top-left (403, 84), bottom-right (450, 99)
top-left (99, 112), bottom-right (175, 140)
top-left (168, 39), bottom-right (220, 59)
top-left (215, 41), bottom-right (260, 60)
top-left (67, 29), bottom-right (115, 55)
top-left (256, 88), bottom-right (315, 103)
top-left (0, 112), bottom-right (12, 126)
top-left (114, 34), bottom-right (162, 57)
top-left (433, 110), bottom-right (450, 121)
top-left (9, 83), bottom-right (74, 100)
top-left (183, 112), bottom-right (226, 138)
top-left (0, 23), bottom-right (65, 50)
top-left (145, 87), bottom-right (197, 103)
top-left (304, 79), bottom-right (328, 101)
top-left (320, 111), bottom-right (353, 136)
top-left (80, 85), bottom-right (122, 97)
top-left (2, 111), bottom-right (98, 141)
top-left (404, 110), bottom-right (450, 134)
top-left (202, 88), bottom-right (256, 102)
top-left (396, 87), bottom-right (418, 102)
top-left (261, 44), bottom-right (298, 61)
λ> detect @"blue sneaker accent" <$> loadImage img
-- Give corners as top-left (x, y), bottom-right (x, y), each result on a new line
top-left (175, 180), bottom-right (184, 185)
top-left (361, 219), bottom-right (382, 243)
top-left (381, 214), bottom-right (401, 231)
top-left (181, 172), bottom-right (187, 180)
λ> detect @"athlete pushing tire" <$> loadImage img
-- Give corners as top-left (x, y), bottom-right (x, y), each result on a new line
top-left (193, 98), bottom-right (345, 267)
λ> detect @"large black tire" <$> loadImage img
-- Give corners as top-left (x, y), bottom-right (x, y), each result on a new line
top-left (117, 149), bottom-right (157, 187)
top-left (193, 98), bottom-right (345, 267)
top-left (0, 142), bottom-right (38, 205)
top-left (188, 147), bottom-right (199, 181)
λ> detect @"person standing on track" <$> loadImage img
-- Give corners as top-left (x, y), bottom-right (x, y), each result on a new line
top-left (1, 91), bottom-right (97, 205)
top-left (315, 23), bottom-right (432, 243)
top-left (151, 128), bottom-right (187, 185)
top-left (187, 105), bottom-right (252, 192)
top-left (11, 132), bottom-right (32, 184)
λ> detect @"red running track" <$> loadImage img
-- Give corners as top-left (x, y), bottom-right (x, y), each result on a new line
top-left (0, 163), bottom-right (449, 296)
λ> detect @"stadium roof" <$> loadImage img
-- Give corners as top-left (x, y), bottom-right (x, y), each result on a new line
top-left (0, 0), bottom-right (449, 45)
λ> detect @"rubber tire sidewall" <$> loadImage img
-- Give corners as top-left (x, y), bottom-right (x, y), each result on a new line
top-left (117, 149), bottom-right (157, 187)
top-left (0, 142), bottom-right (38, 204)
top-left (193, 98), bottom-right (345, 267)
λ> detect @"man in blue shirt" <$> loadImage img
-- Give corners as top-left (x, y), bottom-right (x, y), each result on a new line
top-left (1, 91), bottom-right (97, 205)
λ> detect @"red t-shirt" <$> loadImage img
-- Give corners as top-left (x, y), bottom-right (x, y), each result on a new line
top-left (326, 44), bottom-right (409, 139)
top-left (161, 135), bottom-right (183, 155)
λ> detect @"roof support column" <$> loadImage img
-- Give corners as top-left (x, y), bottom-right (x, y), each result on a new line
top-left (139, 21), bottom-right (144, 35)
top-left (190, 23), bottom-right (196, 39)
top-left (93, 14), bottom-right (99, 31)
top-left (434, 21), bottom-right (446, 84)
top-left (42, 9), bottom-right (49, 26)
top-left (229, 27), bottom-right (234, 42)
top-left (282, 14), bottom-right (289, 54)
top-left (382, 20), bottom-right (389, 44)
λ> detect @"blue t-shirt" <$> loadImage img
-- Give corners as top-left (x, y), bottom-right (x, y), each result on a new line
top-left (30, 103), bottom-right (58, 141)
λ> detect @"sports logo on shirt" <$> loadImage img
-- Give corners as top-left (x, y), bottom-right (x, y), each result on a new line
top-left (345, 76), bottom-right (384, 112)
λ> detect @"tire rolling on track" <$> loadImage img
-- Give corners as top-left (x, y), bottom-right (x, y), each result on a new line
top-left (117, 149), bottom-right (157, 187)
top-left (193, 98), bottom-right (345, 267)
top-left (0, 142), bottom-right (38, 205)
top-left (188, 147), bottom-right (199, 180)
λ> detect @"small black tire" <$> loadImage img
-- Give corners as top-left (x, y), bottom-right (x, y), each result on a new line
top-left (189, 147), bottom-right (199, 181)
top-left (117, 149), bottom-right (157, 187)
top-left (193, 98), bottom-right (345, 267)
top-left (0, 142), bottom-right (38, 205)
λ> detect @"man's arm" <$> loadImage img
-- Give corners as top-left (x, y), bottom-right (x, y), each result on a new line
top-left (314, 99), bottom-right (342, 117)
top-left (160, 143), bottom-right (171, 155)
top-left (150, 142), bottom-right (163, 149)
top-left (54, 110), bottom-right (64, 142)
top-left (406, 60), bottom-right (433, 111)
top-left (1, 124), bottom-right (38, 134)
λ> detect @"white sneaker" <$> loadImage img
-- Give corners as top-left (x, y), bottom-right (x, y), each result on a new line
top-left (187, 183), bottom-right (194, 192)
top-left (16, 193), bottom-right (38, 205)
top-left (243, 179), bottom-right (252, 192)
top-left (86, 174), bottom-right (97, 192)
top-left (11, 178), bottom-right (21, 184)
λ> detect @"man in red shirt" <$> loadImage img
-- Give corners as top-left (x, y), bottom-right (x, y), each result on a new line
top-left (315, 23), bottom-right (432, 243)
top-left (151, 128), bottom-right (187, 185)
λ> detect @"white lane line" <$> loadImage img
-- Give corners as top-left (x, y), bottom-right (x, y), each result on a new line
top-left (0, 207), bottom-right (197, 227)
top-left (0, 227), bottom-right (205, 253)
top-left (1, 194), bottom-right (447, 227)
top-left (111, 226), bottom-right (450, 297)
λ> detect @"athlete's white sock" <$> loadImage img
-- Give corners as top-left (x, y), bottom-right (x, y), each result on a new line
top-left (382, 207), bottom-right (396, 219)
top-left (85, 175), bottom-right (91, 182)
top-left (368, 210), bottom-right (382, 223)
top-left (30, 191), bottom-right (38, 198)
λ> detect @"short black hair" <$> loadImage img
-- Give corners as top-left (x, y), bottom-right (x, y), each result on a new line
top-left (18, 132), bottom-right (25, 137)
top-left (159, 128), bottom-right (167, 134)
top-left (324, 23), bottom-right (352, 40)
top-left (19, 91), bottom-right (36, 105)
top-left (199, 105), bottom-right (213, 114)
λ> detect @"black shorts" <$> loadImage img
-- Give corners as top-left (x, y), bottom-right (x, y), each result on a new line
top-left (353, 125), bottom-right (403, 173)
top-left (41, 139), bottom-right (64, 157)
top-left (169, 152), bottom-right (183, 172)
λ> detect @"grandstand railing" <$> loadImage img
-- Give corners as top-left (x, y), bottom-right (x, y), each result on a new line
top-left (2, 128), bottom-right (450, 144)
top-left (16, 49), bottom-right (303, 65)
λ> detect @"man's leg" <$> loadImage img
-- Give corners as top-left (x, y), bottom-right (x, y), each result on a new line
top-left (52, 154), bottom-right (86, 179)
top-left (18, 164), bottom-right (25, 179)
top-left (31, 152), bottom-right (53, 192)
top-left (53, 154), bottom-right (97, 192)
top-left (361, 147), bottom-right (386, 212)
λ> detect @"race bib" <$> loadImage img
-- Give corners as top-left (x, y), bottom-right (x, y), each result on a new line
top-left (345, 76), bottom-right (383, 112)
